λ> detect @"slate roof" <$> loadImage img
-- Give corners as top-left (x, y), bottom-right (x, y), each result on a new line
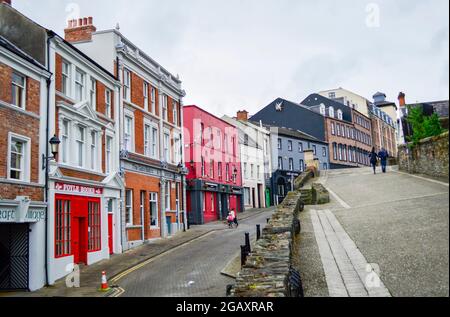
top-left (250, 97), bottom-right (326, 141)
top-left (300, 93), bottom-right (353, 123)
top-left (0, 35), bottom-right (47, 71)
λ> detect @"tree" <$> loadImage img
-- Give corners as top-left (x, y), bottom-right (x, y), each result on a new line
top-left (406, 105), bottom-right (443, 147)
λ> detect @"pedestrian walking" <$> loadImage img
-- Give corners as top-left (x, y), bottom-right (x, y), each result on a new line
top-left (227, 212), bottom-right (234, 229)
top-left (231, 209), bottom-right (239, 228)
top-left (378, 148), bottom-right (389, 173)
top-left (369, 147), bottom-right (379, 174)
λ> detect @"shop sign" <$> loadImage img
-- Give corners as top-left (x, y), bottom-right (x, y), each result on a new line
top-left (55, 182), bottom-right (103, 195)
top-left (0, 206), bottom-right (46, 223)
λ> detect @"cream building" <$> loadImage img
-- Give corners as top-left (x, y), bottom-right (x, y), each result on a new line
top-left (319, 87), bottom-right (371, 117)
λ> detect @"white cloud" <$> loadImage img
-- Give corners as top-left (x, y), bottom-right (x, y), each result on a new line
top-left (13, 0), bottom-right (449, 115)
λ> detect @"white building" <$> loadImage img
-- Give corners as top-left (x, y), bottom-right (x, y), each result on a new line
top-left (222, 111), bottom-right (272, 209)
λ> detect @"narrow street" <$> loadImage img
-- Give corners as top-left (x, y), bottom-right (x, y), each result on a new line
top-left (116, 209), bottom-right (275, 297)
top-left (298, 167), bottom-right (449, 297)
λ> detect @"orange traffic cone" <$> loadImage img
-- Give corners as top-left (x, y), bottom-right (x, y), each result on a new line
top-left (99, 271), bottom-right (111, 292)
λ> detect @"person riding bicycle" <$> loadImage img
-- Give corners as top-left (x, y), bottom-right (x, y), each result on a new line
top-left (227, 212), bottom-right (234, 228)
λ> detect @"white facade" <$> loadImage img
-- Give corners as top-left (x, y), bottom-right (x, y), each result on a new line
top-left (222, 116), bottom-right (272, 209)
top-left (319, 88), bottom-right (371, 117)
top-left (46, 36), bottom-right (123, 285)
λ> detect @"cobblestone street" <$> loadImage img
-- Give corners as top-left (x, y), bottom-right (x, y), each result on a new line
top-left (116, 209), bottom-right (275, 297)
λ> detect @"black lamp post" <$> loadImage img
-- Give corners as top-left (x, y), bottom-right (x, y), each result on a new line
top-left (42, 135), bottom-right (60, 170)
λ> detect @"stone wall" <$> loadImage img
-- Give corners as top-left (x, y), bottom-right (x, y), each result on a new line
top-left (398, 132), bottom-right (449, 178)
top-left (232, 191), bottom-right (303, 297)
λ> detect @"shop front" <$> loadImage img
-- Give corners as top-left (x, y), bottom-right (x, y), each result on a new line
top-left (0, 197), bottom-right (46, 291)
top-left (187, 180), bottom-right (244, 225)
top-left (47, 178), bottom-right (120, 285)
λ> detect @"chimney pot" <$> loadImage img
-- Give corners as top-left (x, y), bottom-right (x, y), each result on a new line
top-left (398, 92), bottom-right (406, 107)
top-left (65, 16), bottom-right (97, 43)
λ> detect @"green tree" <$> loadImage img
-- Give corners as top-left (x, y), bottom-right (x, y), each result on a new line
top-left (406, 105), bottom-right (443, 147)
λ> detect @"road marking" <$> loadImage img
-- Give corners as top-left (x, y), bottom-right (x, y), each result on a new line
top-left (311, 209), bottom-right (391, 297)
top-left (394, 171), bottom-right (449, 187)
top-left (110, 231), bottom-right (217, 284)
top-left (327, 188), bottom-right (351, 209)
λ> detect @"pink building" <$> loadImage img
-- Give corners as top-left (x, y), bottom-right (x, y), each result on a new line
top-left (183, 105), bottom-right (243, 224)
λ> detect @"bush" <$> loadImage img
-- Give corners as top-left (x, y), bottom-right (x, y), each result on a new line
top-left (406, 105), bottom-right (443, 147)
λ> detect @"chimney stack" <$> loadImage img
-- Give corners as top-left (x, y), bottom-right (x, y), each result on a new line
top-left (398, 92), bottom-right (406, 107)
top-left (237, 110), bottom-right (249, 121)
top-left (64, 16), bottom-right (97, 43)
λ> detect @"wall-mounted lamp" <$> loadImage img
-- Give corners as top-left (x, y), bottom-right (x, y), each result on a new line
top-left (42, 135), bottom-right (60, 170)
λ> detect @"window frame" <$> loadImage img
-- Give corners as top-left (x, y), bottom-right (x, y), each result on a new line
top-left (61, 60), bottom-right (71, 96)
top-left (149, 192), bottom-right (159, 228)
top-left (123, 69), bottom-right (131, 102)
top-left (7, 133), bottom-right (31, 182)
top-left (75, 68), bottom-right (85, 102)
top-left (105, 89), bottom-right (112, 119)
top-left (89, 77), bottom-right (97, 111)
top-left (11, 72), bottom-right (26, 109)
top-left (125, 189), bottom-right (133, 226)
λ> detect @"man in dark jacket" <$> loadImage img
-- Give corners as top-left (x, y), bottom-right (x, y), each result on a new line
top-left (378, 148), bottom-right (389, 173)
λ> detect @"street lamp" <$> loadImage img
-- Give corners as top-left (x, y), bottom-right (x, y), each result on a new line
top-left (42, 135), bottom-right (61, 170)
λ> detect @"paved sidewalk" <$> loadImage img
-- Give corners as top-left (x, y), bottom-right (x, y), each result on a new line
top-left (1, 207), bottom-right (270, 298)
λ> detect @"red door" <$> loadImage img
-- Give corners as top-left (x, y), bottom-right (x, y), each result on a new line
top-left (108, 214), bottom-right (113, 255)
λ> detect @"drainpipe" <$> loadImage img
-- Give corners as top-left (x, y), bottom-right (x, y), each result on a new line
top-left (44, 32), bottom-right (55, 286)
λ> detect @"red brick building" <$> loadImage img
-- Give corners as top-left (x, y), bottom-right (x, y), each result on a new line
top-left (66, 19), bottom-right (187, 249)
top-left (183, 105), bottom-right (243, 225)
top-left (302, 94), bottom-right (373, 168)
top-left (0, 33), bottom-right (51, 291)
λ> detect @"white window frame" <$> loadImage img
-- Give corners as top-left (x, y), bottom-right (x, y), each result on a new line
top-left (150, 87), bottom-right (156, 114)
top-left (106, 135), bottom-right (113, 174)
top-left (143, 82), bottom-right (149, 111)
top-left (162, 95), bottom-right (168, 121)
top-left (90, 77), bottom-right (96, 111)
top-left (105, 89), bottom-right (112, 119)
top-left (163, 130), bottom-right (170, 162)
top-left (278, 157), bottom-right (283, 170)
top-left (90, 130), bottom-right (98, 171)
top-left (174, 136), bottom-right (181, 164)
top-left (61, 60), bottom-right (71, 96)
top-left (320, 104), bottom-right (326, 115)
top-left (329, 106), bottom-right (335, 118)
top-left (250, 164), bottom-right (254, 179)
top-left (151, 125), bottom-right (158, 159)
top-left (243, 163), bottom-right (248, 178)
top-left (123, 69), bottom-right (131, 102)
top-left (299, 160), bottom-right (305, 172)
top-left (61, 119), bottom-right (70, 164)
top-left (165, 181), bottom-right (171, 212)
top-left (7, 133), bottom-right (31, 182)
top-left (173, 100), bottom-right (178, 126)
top-left (76, 124), bottom-right (86, 168)
top-left (337, 110), bottom-right (343, 120)
top-left (289, 158), bottom-right (294, 171)
top-left (124, 110), bottom-right (135, 152)
top-left (144, 123), bottom-right (151, 157)
top-left (288, 140), bottom-right (293, 151)
top-left (75, 68), bottom-right (85, 102)
top-left (149, 192), bottom-right (159, 228)
top-left (125, 189), bottom-right (133, 226)
top-left (11, 72), bottom-right (26, 109)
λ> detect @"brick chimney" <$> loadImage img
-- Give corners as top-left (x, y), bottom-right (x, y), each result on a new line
top-left (64, 17), bottom-right (96, 43)
top-left (398, 92), bottom-right (406, 107)
top-left (237, 110), bottom-right (249, 121)
top-left (1, 0), bottom-right (12, 5)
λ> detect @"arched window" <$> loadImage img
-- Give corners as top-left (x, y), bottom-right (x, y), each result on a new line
top-left (329, 106), bottom-right (335, 118)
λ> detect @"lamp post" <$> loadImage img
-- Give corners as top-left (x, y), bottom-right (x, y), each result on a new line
top-left (42, 135), bottom-right (60, 169)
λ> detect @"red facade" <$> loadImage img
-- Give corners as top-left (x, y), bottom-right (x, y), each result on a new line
top-left (183, 105), bottom-right (243, 224)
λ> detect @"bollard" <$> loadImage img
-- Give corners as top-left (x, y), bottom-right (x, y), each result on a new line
top-left (245, 232), bottom-right (251, 253)
top-left (266, 218), bottom-right (270, 224)
top-left (256, 224), bottom-right (261, 240)
top-left (241, 245), bottom-right (248, 267)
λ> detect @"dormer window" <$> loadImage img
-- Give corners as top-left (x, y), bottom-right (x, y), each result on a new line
top-left (329, 106), bottom-right (335, 118)
top-left (337, 110), bottom-right (343, 120)
top-left (320, 104), bottom-right (326, 116)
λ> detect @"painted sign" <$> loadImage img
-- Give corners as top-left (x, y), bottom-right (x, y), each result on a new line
top-left (55, 182), bottom-right (103, 195)
top-left (0, 206), bottom-right (46, 223)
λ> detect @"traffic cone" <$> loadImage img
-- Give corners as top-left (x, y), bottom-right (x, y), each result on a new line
top-left (99, 271), bottom-right (111, 292)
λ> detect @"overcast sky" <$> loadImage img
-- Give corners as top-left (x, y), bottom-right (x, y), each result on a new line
top-left (14, 0), bottom-right (449, 117)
